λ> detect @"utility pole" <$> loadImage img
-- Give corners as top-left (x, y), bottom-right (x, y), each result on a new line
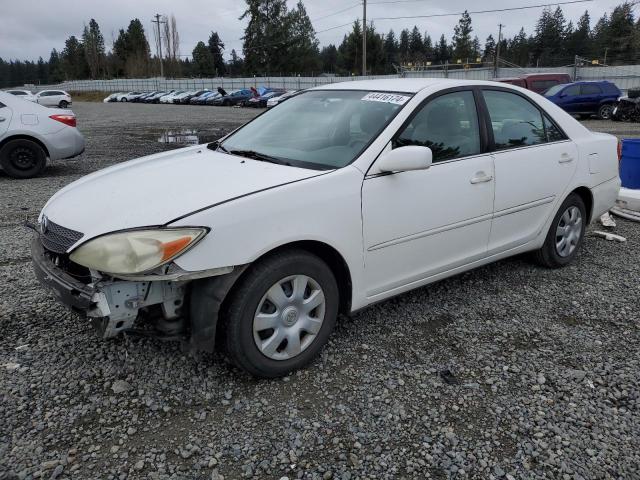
top-left (362, 0), bottom-right (367, 76)
top-left (494, 23), bottom-right (504, 78)
top-left (574, 54), bottom-right (579, 81)
top-left (152, 14), bottom-right (166, 78)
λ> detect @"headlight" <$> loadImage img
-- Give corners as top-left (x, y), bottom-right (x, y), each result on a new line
top-left (69, 228), bottom-right (207, 275)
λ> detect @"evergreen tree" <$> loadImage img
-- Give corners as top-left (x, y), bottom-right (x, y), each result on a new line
top-left (241, 0), bottom-right (290, 74)
top-left (61, 35), bottom-right (89, 79)
top-left (483, 34), bottom-right (496, 63)
top-left (124, 19), bottom-right (150, 77)
top-left (208, 32), bottom-right (226, 75)
top-left (288, 0), bottom-right (321, 73)
top-left (607, 2), bottom-right (637, 63)
top-left (408, 26), bottom-right (423, 62)
top-left (192, 41), bottom-right (215, 76)
top-left (82, 19), bottom-right (106, 79)
top-left (452, 11), bottom-right (474, 62)
top-left (383, 30), bottom-right (398, 69)
top-left (227, 49), bottom-right (245, 75)
top-left (423, 34), bottom-right (433, 62)
top-left (48, 49), bottom-right (63, 82)
top-left (337, 20), bottom-right (362, 74)
top-left (435, 34), bottom-right (449, 64)
top-left (320, 44), bottom-right (338, 72)
top-left (398, 29), bottom-right (410, 63)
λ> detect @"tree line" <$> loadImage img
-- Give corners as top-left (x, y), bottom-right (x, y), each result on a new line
top-left (1, 1), bottom-right (639, 88)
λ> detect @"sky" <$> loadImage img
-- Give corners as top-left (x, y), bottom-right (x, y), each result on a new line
top-left (0, 0), bottom-right (629, 62)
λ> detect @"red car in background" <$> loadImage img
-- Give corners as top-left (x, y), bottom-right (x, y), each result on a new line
top-left (494, 73), bottom-right (573, 94)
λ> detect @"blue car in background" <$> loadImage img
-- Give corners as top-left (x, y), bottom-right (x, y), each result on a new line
top-left (544, 81), bottom-right (621, 120)
top-left (191, 91), bottom-right (217, 105)
top-left (211, 88), bottom-right (254, 106)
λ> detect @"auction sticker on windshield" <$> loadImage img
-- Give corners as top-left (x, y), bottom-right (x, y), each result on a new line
top-left (361, 92), bottom-right (410, 105)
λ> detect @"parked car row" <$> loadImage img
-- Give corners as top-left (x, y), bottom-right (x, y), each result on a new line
top-left (103, 87), bottom-right (298, 108)
top-left (4, 89), bottom-right (72, 108)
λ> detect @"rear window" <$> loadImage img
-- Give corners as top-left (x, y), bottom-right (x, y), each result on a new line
top-left (581, 84), bottom-right (602, 95)
top-left (531, 80), bottom-right (560, 90)
top-left (9, 91), bottom-right (26, 95)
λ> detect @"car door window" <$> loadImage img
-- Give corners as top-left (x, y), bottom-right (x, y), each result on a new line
top-left (581, 84), bottom-right (602, 95)
top-left (393, 90), bottom-right (480, 162)
top-left (483, 90), bottom-right (547, 150)
top-left (562, 85), bottom-right (580, 96)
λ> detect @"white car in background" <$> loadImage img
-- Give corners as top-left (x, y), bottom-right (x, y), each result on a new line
top-left (35, 90), bottom-right (72, 108)
top-left (103, 93), bottom-right (124, 103)
top-left (115, 92), bottom-right (145, 102)
top-left (171, 91), bottom-right (195, 104)
top-left (160, 91), bottom-right (185, 104)
top-left (0, 91), bottom-right (84, 178)
top-left (31, 79), bottom-right (619, 377)
top-left (5, 89), bottom-right (37, 102)
top-left (266, 90), bottom-right (298, 108)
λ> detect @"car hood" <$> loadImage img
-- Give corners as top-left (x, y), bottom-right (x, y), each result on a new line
top-left (41, 145), bottom-right (325, 245)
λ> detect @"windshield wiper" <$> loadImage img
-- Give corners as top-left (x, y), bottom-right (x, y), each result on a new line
top-left (228, 149), bottom-right (291, 166)
top-left (206, 140), bottom-right (229, 153)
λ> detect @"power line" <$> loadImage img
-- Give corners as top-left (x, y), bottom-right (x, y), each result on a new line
top-left (371, 0), bottom-right (594, 20)
top-left (311, 3), bottom-right (361, 22)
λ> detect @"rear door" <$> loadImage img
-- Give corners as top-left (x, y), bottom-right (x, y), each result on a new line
top-left (0, 100), bottom-right (12, 137)
top-left (579, 83), bottom-right (603, 113)
top-left (481, 88), bottom-right (578, 253)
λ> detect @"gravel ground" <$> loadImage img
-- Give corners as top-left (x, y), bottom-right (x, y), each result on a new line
top-left (1, 102), bottom-right (639, 480)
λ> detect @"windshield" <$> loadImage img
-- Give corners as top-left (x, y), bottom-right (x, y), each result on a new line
top-left (544, 84), bottom-right (567, 97)
top-left (220, 90), bottom-right (411, 169)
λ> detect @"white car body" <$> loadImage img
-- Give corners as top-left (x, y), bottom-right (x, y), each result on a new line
top-left (0, 91), bottom-right (85, 176)
top-left (160, 91), bottom-right (185, 104)
top-left (171, 91), bottom-right (196, 103)
top-left (5, 89), bottom-right (37, 102)
top-left (35, 90), bottom-right (72, 108)
top-left (32, 79), bottom-right (620, 373)
top-left (116, 92), bottom-right (144, 102)
top-left (266, 90), bottom-right (297, 108)
top-left (103, 93), bottom-right (123, 103)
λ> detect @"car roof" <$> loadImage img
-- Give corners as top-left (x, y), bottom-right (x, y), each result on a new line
top-left (311, 78), bottom-right (536, 94)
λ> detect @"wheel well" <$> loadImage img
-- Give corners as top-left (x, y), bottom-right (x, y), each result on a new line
top-left (0, 135), bottom-right (50, 158)
top-left (262, 241), bottom-right (352, 314)
top-left (572, 186), bottom-right (593, 222)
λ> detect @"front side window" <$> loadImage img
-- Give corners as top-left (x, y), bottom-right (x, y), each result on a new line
top-left (483, 90), bottom-right (546, 150)
top-left (393, 90), bottom-right (481, 162)
top-left (220, 90), bottom-right (409, 169)
top-left (562, 85), bottom-right (581, 97)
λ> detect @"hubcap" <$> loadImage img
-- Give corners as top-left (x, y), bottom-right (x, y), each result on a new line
top-left (253, 275), bottom-right (326, 361)
top-left (10, 147), bottom-right (36, 170)
top-left (555, 206), bottom-right (583, 257)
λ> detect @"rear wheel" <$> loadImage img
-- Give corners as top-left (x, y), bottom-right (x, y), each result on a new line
top-left (0, 138), bottom-right (47, 179)
top-left (598, 104), bottom-right (614, 120)
top-left (533, 193), bottom-right (586, 268)
top-left (58, 100), bottom-right (69, 108)
top-left (222, 250), bottom-right (339, 377)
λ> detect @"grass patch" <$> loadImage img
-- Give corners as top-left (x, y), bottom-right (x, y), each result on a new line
top-left (69, 91), bottom-right (111, 102)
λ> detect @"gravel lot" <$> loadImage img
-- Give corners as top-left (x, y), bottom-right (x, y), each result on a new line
top-left (1, 102), bottom-right (639, 480)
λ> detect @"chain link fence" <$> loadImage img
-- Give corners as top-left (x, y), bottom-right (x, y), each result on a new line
top-left (32, 64), bottom-right (640, 94)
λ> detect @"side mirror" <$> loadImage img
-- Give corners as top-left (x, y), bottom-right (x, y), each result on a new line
top-left (376, 146), bottom-right (433, 173)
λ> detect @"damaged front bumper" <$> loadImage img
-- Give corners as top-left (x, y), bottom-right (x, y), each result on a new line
top-left (32, 236), bottom-right (188, 339)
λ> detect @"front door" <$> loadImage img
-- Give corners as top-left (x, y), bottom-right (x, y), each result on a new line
top-left (362, 90), bottom-right (495, 299)
top-left (481, 89), bottom-right (578, 253)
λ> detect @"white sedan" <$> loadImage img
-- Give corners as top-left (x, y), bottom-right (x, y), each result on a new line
top-left (6, 89), bottom-right (37, 102)
top-left (1, 91), bottom-right (85, 178)
top-left (31, 79), bottom-right (620, 377)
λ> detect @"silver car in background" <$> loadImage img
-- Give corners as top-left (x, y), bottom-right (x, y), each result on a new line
top-left (5, 89), bottom-right (37, 102)
top-left (0, 91), bottom-right (85, 178)
top-left (35, 90), bottom-right (72, 108)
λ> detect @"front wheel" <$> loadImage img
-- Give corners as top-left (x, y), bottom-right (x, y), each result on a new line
top-left (222, 250), bottom-right (339, 377)
top-left (533, 193), bottom-right (586, 268)
top-left (120, 97), bottom-right (128, 102)
top-left (0, 138), bottom-right (47, 179)
top-left (598, 104), bottom-right (614, 120)
top-left (58, 100), bottom-right (69, 108)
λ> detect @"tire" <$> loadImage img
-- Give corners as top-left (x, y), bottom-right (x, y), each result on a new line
top-left (120, 98), bottom-right (128, 102)
top-left (598, 103), bottom-right (614, 120)
top-left (222, 250), bottom-right (339, 378)
top-left (0, 138), bottom-right (47, 179)
top-left (533, 193), bottom-right (586, 268)
top-left (58, 100), bottom-right (69, 108)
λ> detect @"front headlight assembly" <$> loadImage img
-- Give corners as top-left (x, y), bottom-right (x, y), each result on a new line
top-left (69, 228), bottom-right (208, 275)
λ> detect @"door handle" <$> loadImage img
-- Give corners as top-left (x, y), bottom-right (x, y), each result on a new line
top-left (559, 153), bottom-right (574, 164)
top-left (470, 172), bottom-right (493, 184)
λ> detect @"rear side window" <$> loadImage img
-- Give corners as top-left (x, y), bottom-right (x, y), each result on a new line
top-left (394, 90), bottom-right (481, 163)
top-left (581, 84), bottom-right (602, 95)
top-left (483, 90), bottom-right (546, 150)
